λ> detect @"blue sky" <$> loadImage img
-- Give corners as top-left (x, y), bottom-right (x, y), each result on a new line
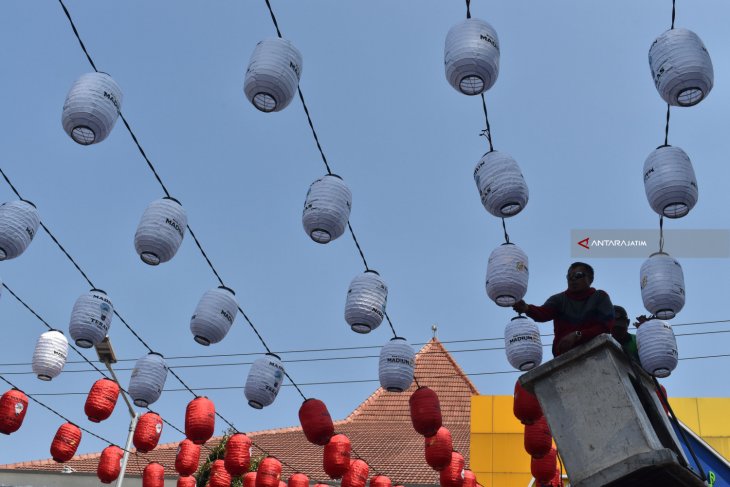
top-left (1, 0), bottom-right (728, 467)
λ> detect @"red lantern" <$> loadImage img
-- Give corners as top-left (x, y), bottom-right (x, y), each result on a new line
top-left (134, 412), bottom-right (164, 453)
top-left (324, 434), bottom-right (352, 479)
top-left (225, 432), bottom-right (252, 476)
top-left (279, 482), bottom-right (287, 487)
top-left (288, 472), bottom-right (309, 487)
top-left (299, 398), bottom-right (334, 446)
top-left (314, 484), bottom-right (330, 487)
top-left (370, 475), bottom-right (391, 487)
top-left (550, 467), bottom-right (563, 487)
top-left (209, 459), bottom-right (232, 487)
top-left (524, 416), bottom-right (552, 458)
top-left (143, 462), bottom-right (165, 487)
top-left (463, 470), bottom-right (476, 487)
top-left (656, 383), bottom-right (669, 414)
top-left (84, 378), bottom-right (120, 423)
top-left (513, 380), bottom-right (542, 425)
top-left (425, 427), bottom-right (453, 471)
top-left (409, 387), bottom-right (442, 437)
top-left (244, 472), bottom-right (257, 487)
top-left (0, 388), bottom-right (29, 434)
top-left (530, 447), bottom-right (557, 484)
top-left (175, 439), bottom-right (201, 477)
top-left (256, 457), bottom-right (282, 487)
top-left (185, 396), bottom-right (215, 445)
top-left (50, 422), bottom-right (82, 462)
top-left (439, 452), bottom-right (465, 487)
top-left (341, 459), bottom-right (369, 487)
top-left (98, 445), bottom-right (124, 483)
top-left (178, 476), bottom-right (197, 487)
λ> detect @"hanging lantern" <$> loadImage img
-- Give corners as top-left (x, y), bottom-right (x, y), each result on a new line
top-left (299, 398), bottom-right (334, 446)
top-left (473, 151), bottom-right (529, 218)
top-left (185, 396), bottom-right (215, 445)
top-left (244, 38), bottom-right (303, 113)
top-left (32, 330), bottom-right (68, 381)
top-left (256, 457), bottom-right (283, 487)
top-left (84, 378), bottom-right (120, 423)
top-left (643, 145), bottom-right (698, 219)
top-left (288, 473), bottom-right (310, 487)
top-left (134, 197), bottom-right (188, 266)
top-left (342, 459), bottom-right (369, 487)
top-left (513, 380), bottom-right (542, 425)
top-left (51, 422), bottom-right (82, 462)
top-left (280, 482), bottom-right (287, 487)
top-left (345, 270), bottom-right (388, 334)
top-left (640, 252), bottom-right (685, 320)
top-left (0, 200), bottom-right (40, 261)
top-left (425, 427), bottom-right (453, 471)
top-left (504, 316), bottom-right (542, 371)
top-left (244, 472), bottom-right (257, 487)
top-left (323, 434), bottom-right (352, 479)
top-left (371, 475), bottom-right (391, 487)
top-left (245, 353), bottom-right (285, 409)
top-left (524, 416), bottom-right (552, 458)
top-left (409, 386), bottom-right (442, 436)
top-left (143, 462), bottom-right (166, 487)
top-left (128, 352), bottom-right (168, 407)
top-left (190, 286), bottom-right (239, 346)
top-left (379, 337), bottom-right (415, 392)
top-left (439, 451), bottom-right (465, 487)
top-left (444, 18), bottom-right (500, 95)
top-left (68, 288), bottom-right (114, 348)
top-left (463, 470), bottom-right (476, 487)
top-left (175, 439), bottom-right (201, 477)
top-left (98, 445), bottom-right (124, 483)
top-left (302, 174), bottom-right (352, 244)
top-left (0, 388), bottom-right (29, 435)
top-left (224, 432), bottom-right (252, 476)
top-left (649, 28), bottom-right (713, 107)
top-left (551, 467), bottom-right (564, 487)
top-left (486, 243), bottom-right (529, 307)
top-left (210, 459), bottom-right (232, 487)
top-left (315, 484), bottom-right (330, 487)
top-left (637, 319), bottom-right (679, 378)
top-left (134, 412), bottom-right (164, 453)
top-left (178, 476), bottom-right (196, 487)
top-left (530, 447), bottom-right (557, 484)
top-left (62, 72), bottom-right (122, 145)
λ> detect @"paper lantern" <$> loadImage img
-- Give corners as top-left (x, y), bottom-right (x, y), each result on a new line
top-left (210, 459), bottom-right (232, 487)
top-left (551, 467), bottom-right (564, 487)
top-left (134, 412), bottom-right (164, 453)
top-left (288, 473), bottom-right (309, 487)
top-left (128, 352), bottom-right (168, 407)
top-left (643, 145), bottom-right (698, 218)
top-left (244, 38), bottom-right (302, 112)
top-left (190, 286), bottom-right (238, 346)
top-left (0, 388), bottom-right (29, 435)
top-left (637, 319), bottom-right (679, 378)
top-left (444, 18), bottom-right (500, 95)
top-left (84, 378), bottom-right (120, 423)
top-left (640, 252), bottom-right (685, 320)
top-left (256, 457), bottom-right (283, 487)
top-left (345, 270), bottom-right (388, 334)
top-left (302, 174), bottom-right (352, 244)
top-left (342, 459), bottom-right (369, 487)
top-left (425, 427), bottom-right (453, 471)
top-left (531, 447), bottom-right (557, 484)
top-left (134, 197), bottom-right (188, 266)
top-left (184, 396), bottom-right (215, 445)
top-left (486, 243), bottom-right (529, 307)
top-left (314, 484), bottom-right (330, 487)
top-left (524, 416), bottom-right (552, 458)
top-left (463, 470), bottom-right (476, 487)
top-left (473, 151), bottom-right (529, 218)
top-left (371, 475), bottom-right (391, 487)
top-left (513, 380), bottom-right (542, 425)
top-left (439, 451), bottom-right (465, 487)
top-left (98, 445), bottom-right (124, 483)
top-left (143, 462), bottom-right (166, 487)
top-left (175, 439), bottom-right (201, 477)
top-left (299, 398), bottom-right (334, 446)
top-left (62, 72), bottom-right (122, 145)
top-left (224, 432), bottom-right (252, 476)
top-left (504, 316), bottom-right (542, 371)
top-left (32, 330), bottom-right (68, 381)
top-left (379, 337), bottom-right (415, 392)
top-left (280, 482), bottom-right (287, 487)
top-left (649, 28), bottom-right (713, 107)
top-left (0, 200), bottom-right (40, 261)
top-left (178, 476), bottom-right (197, 487)
top-left (244, 472), bottom-right (257, 487)
top-left (323, 434), bottom-right (351, 479)
top-left (245, 353), bottom-right (285, 409)
top-left (51, 422), bottom-right (82, 462)
top-left (409, 387), bottom-right (442, 436)
top-left (68, 288), bottom-right (114, 348)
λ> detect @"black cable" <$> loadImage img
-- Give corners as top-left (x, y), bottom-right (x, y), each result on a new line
top-left (465, 0), bottom-right (472, 19)
top-left (347, 222), bottom-right (370, 271)
top-left (501, 218), bottom-right (510, 244)
top-left (670, 0), bottom-right (676, 29)
top-left (297, 88), bottom-right (333, 175)
top-left (57, 0), bottom-right (97, 72)
top-left (479, 94), bottom-right (494, 152)
top-left (263, 0), bottom-right (283, 38)
top-left (186, 224), bottom-right (225, 288)
top-left (663, 104), bottom-right (671, 147)
top-left (383, 312), bottom-right (398, 339)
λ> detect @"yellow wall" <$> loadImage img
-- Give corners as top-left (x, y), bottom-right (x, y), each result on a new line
top-left (667, 397), bottom-right (730, 460)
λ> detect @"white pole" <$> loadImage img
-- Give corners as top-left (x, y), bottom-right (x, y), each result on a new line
top-left (116, 412), bottom-right (139, 487)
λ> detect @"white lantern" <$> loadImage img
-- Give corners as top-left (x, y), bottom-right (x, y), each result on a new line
top-left (302, 174), bottom-right (352, 244)
top-left (0, 200), bottom-right (40, 261)
top-left (444, 18), bottom-right (500, 95)
top-left (345, 270), bottom-right (388, 334)
top-left (643, 145), bottom-right (698, 219)
top-left (637, 319), bottom-right (678, 378)
top-left (190, 286), bottom-right (238, 346)
top-left (504, 316), bottom-right (542, 371)
top-left (32, 330), bottom-right (68, 381)
top-left (68, 289), bottom-right (114, 348)
top-left (486, 243), bottom-right (529, 307)
top-left (134, 197), bottom-right (187, 266)
top-left (640, 252), bottom-right (685, 320)
top-left (243, 38), bottom-right (302, 112)
top-left (649, 28), bottom-right (713, 107)
top-left (473, 151), bottom-right (529, 218)
top-left (128, 353), bottom-right (168, 407)
top-left (61, 72), bottom-right (123, 145)
top-left (244, 354), bottom-right (285, 409)
top-left (378, 337), bottom-right (415, 393)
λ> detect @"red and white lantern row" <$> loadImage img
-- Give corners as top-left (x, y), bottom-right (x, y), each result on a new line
top-left (640, 252), bottom-right (685, 320)
top-left (409, 386), bottom-right (442, 437)
top-left (84, 378), bottom-right (119, 423)
top-left (134, 411), bottom-right (164, 453)
top-left (643, 145), bottom-right (698, 219)
top-left (245, 353), bottom-right (285, 409)
top-left (289, 473), bottom-right (309, 487)
top-left (32, 330), bottom-right (68, 381)
top-left (486, 243), bottom-right (529, 307)
top-left (143, 462), bottom-right (166, 487)
top-left (190, 286), bottom-right (238, 346)
top-left (185, 396), bottom-right (215, 445)
top-left (256, 457), bottom-right (283, 487)
top-left (513, 380), bottom-right (542, 425)
top-left (302, 174), bottom-right (352, 244)
top-left (637, 319), bottom-right (679, 378)
top-left (0, 388), bottom-right (28, 435)
top-left (299, 398), bottom-right (334, 445)
top-left (504, 316), bottom-right (542, 371)
top-left (244, 38), bottom-right (303, 113)
top-left (134, 197), bottom-right (187, 266)
top-left (128, 352), bottom-right (168, 407)
top-left (323, 434), bottom-right (352, 479)
top-left (0, 200), bottom-right (40, 261)
top-left (444, 18), bottom-right (500, 95)
top-left (98, 445), bottom-right (124, 483)
top-left (474, 151), bottom-right (529, 218)
top-left (175, 439), bottom-right (201, 477)
top-left (379, 337), bottom-right (415, 393)
top-left (425, 427), bottom-right (453, 471)
top-left (342, 459), bottom-right (369, 487)
top-left (69, 289), bottom-right (114, 348)
top-left (345, 270), bottom-right (388, 334)
top-left (210, 459), bottom-right (232, 487)
top-left (439, 451), bottom-right (465, 487)
top-left (51, 422), bottom-right (82, 462)
top-left (62, 72), bottom-right (122, 145)
top-left (224, 432), bottom-right (252, 476)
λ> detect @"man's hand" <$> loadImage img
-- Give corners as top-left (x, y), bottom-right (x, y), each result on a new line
top-left (556, 331), bottom-right (581, 354)
top-left (513, 300), bottom-right (529, 314)
top-left (634, 315), bottom-right (650, 328)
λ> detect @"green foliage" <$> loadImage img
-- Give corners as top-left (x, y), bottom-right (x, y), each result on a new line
top-left (194, 428), bottom-right (266, 487)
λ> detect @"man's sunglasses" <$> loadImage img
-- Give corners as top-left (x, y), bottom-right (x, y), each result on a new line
top-left (567, 271), bottom-right (586, 280)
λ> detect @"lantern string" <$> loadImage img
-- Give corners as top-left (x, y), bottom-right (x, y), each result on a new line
top-left (659, 215), bottom-right (664, 253)
top-left (501, 218), bottom-right (510, 244)
top-left (383, 311), bottom-right (398, 338)
top-left (347, 222), bottom-right (370, 271)
top-left (298, 88), bottom-right (334, 176)
top-left (117, 113), bottom-right (173, 199)
top-left (350, 446), bottom-right (385, 477)
top-left (663, 104), bottom-right (671, 146)
top-left (480, 94), bottom-right (495, 152)
top-left (264, 0), bottom-right (283, 38)
top-left (671, 0), bottom-right (676, 30)
top-left (57, 0), bottom-right (98, 73)
top-left (466, 0), bottom-right (472, 19)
